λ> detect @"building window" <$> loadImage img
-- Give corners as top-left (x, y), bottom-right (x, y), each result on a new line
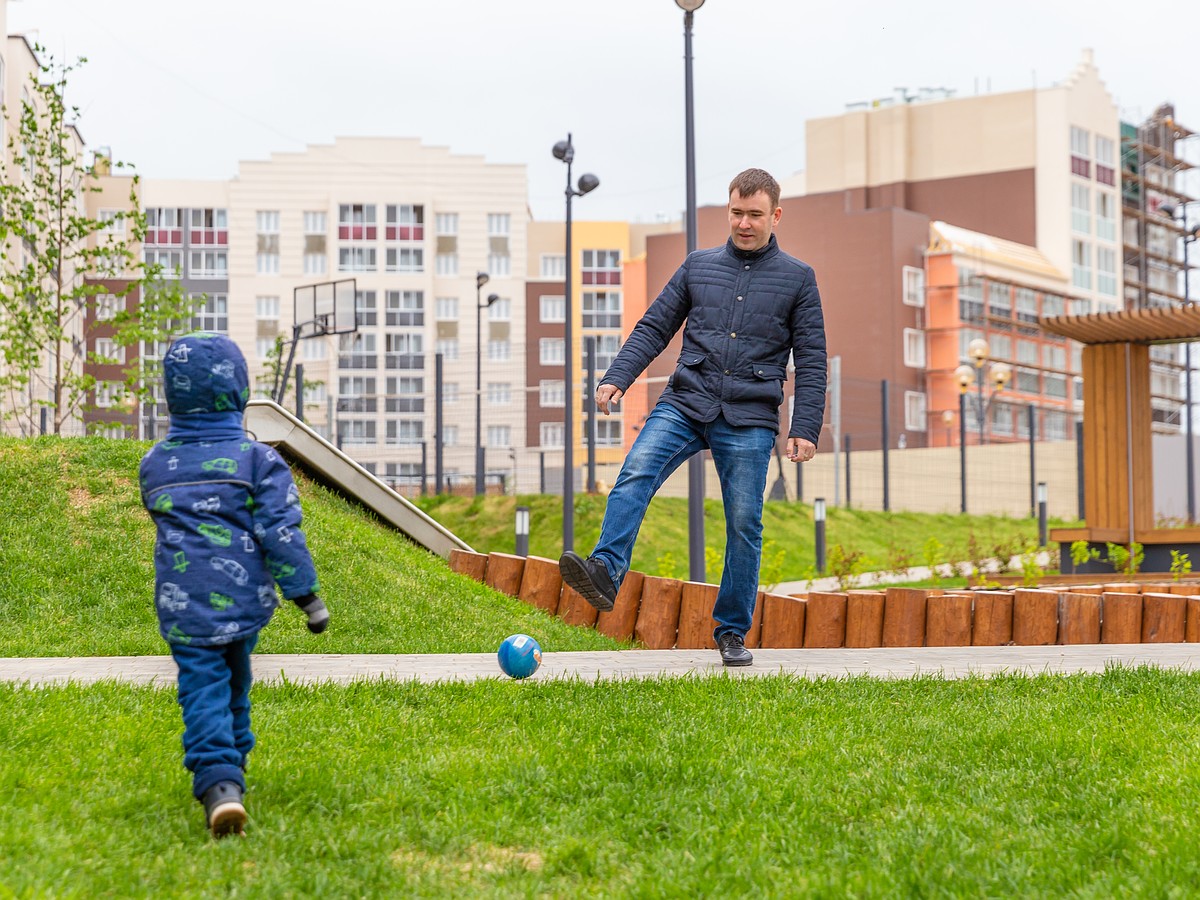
top-left (1096, 192), bottom-right (1117, 242)
top-left (541, 255), bottom-right (566, 279)
top-left (98, 209), bottom-right (126, 237)
top-left (595, 419), bottom-right (622, 447)
top-left (487, 339), bottom-right (511, 362)
top-left (487, 214), bottom-right (510, 236)
top-left (582, 291), bottom-right (621, 328)
top-left (338, 247), bottom-right (377, 272)
top-left (1013, 288), bottom-right (1037, 324)
top-left (1096, 135), bottom-right (1116, 186)
top-left (902, 266), bottom-right (925, 307)
top-left (443, 383), bottom-right (460, 405)
top-left (386, 290), bottom-right (424, 327)
top-left (904, 391), bottom-right (927, 432)
top-left (338, 204), bottom-right (376, 241)
top-left (436, 253), bottom-right (458, 276)
top-left (338, 333), bottom-right (377, 369)
top-left (442, 424), bottom-right (459, 446)
top-left (385, 204), bottom-right (424, 241)
top-left (304, 211), bottom-right (327, 274)
top-left (487, 383), bottom-right (512, 404)
top-left (340, 420), bottom-right (377, 445)
top-left (385, 333), bottom-right (423, 369)
top-left (435, 213), bottom-right (458, 276)
top-left (1097, 246), bottom-right (1117, 297)
top-left (256, 210), bottom-right (280, 275)
top-left (386, 419), bottom-right (424, 446)
top-left (435, 297), bottom-right (459, 320)
top-left (1071, 184), bottom-right (1090, 235)
top-left (257, 338), bottom-right (276, 360)
top-left (1070, 126), bottom-right (1090, 178)
top-left (93, 338), bottom-right (124, 364)
top-left (435, 338), bottom-right (459, 361)
top-left (1072, 239), bottom-right (1091, 290)
top-left (189, 249), bottom-right (228, 278)
top-left (145, 249), bottom-right (183, 277)
top-left (302, 340), bottom-right (328, 361)
top-left (902, 328), bottom-right (925, 368)
top-left (190, 208), bottom-right (228, 245)
top-left (256, 295), bottom-right (280, 322)
top-left (582, 249), bottom-right (621, 285)
top-left (96, 294), bottom-right (125, 321)
top-left (436, 213), bottom-right (458, 235)
top-left (540, 338), bottom-right (565, 366)
top-left (540, 422), bottom-right (564, 448)
top-left (540, 380), bottom-right (565, 407)
top-left (356, 290), bottom-right (378, 327)
top-left (487, 297), bottom-right (512, 321)
top-left (487, 253), bottom-right (510, 277)
top-left (487, 425), bottom-right (512, 447)
top-left (94, 381), bottom-right (120, 408)
top-left (145, 207), bottom-right (184, 246)
top-left (989, 334), bottom-right (1012, 360)
top-left (540, 295), bottom-right (565, 323)
top-left (1042, 294), bottom-right (1065, 318)
top-left (593, 334), bottom-right (622, 370)
top-left (386, 247), bottom-right (424, 273)
top-left (987, 281), bottom-right (1012, 319)
top-left (190, 293), bottom-right (228, 333)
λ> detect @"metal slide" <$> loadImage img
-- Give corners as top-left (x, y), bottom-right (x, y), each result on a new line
top-left (243, 399), bottom-right (472, 559)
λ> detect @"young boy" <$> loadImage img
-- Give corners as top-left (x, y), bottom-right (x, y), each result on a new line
top-left (140, 332), bottom-right (329, 838)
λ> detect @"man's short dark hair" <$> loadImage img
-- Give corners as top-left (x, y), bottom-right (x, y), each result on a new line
top-left (728, 168), bottom-right (781, 209)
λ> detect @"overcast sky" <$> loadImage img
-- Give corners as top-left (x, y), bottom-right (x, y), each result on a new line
top-left (8, 0), bottom-right (1199, 222)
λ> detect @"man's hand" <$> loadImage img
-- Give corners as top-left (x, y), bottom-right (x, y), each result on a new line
top-left (596, 384), bottom-right (624, 415)
top-left (786, 437), bottom-right (816, 463)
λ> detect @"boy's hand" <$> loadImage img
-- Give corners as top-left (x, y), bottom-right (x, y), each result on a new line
top-left (293, 594), bottom-right (329, 634)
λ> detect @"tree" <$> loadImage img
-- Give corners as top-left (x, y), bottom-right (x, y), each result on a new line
top-left (0, 48), bottom-right (194, 436)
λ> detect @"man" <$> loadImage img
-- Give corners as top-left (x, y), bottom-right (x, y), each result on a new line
top-left (559, 168), bottom-right (827, 666)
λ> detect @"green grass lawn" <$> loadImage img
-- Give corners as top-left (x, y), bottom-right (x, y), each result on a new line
top-left (3, 436), bottom-right (1195, 896)
top-left (4, 669), bottom-right (1200, 897)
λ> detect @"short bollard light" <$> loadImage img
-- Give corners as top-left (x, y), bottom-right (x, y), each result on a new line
top-left (814, 497), bottom-right (827, 575)
top-left (1037, 482), bottom-right (1048, 549)
top-left (515, 505), bottom-right (530, 558)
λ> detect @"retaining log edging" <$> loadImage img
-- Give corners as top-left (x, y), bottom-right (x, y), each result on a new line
top-left (449, 549), bottom-right (1200, 650)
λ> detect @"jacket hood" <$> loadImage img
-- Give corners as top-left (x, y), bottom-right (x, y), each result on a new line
top-left (163, 332), bottom-right (250, 416)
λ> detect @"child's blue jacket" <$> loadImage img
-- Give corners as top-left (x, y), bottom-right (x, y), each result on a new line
top-left (139, 333), bottom-right (319, 646)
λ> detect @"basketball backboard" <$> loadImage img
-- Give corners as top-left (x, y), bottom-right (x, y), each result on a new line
top-left (294, 278), bottom-right (357, 339)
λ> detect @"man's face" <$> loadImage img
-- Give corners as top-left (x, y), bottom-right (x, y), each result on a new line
top-left (728, 190), bottom-right (781, 252)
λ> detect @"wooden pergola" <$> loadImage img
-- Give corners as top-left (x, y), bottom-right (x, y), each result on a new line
top-left (1041, 305), bottom-right (1200, 570)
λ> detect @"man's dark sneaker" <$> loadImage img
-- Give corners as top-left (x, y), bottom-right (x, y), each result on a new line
top-left (717, 632), bottom-right (753, 667)
top-left (202, 781), bottom-right (247, 838)
top-left (559, 551), bottom-right (618, 612)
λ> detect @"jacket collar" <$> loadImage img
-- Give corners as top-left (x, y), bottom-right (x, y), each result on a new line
top-left (165, 411), bottom-right (247, 443)
top-left (726, 233), bottom-right (780, 262)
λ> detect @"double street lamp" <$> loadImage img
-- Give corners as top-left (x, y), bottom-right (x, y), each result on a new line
top-left (552, 134), bottom-right (599, 551)
top-left (954, 338), bottom-right (1012, 445)
top-left (475, 272), bottom-right (498, 496)
top-left (675, 0), bottom-right (706, 582)
top-left (1161, 201), bottom-right (1200, 522)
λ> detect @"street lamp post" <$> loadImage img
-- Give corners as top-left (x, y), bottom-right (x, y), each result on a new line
top-left (954, 338), bottom-right (1012, 445)
top-left (675, 0), bottom-right (706, 582)
top-left (552, 134), bottom-right (600, 552)
top-left (1161, 201), bottom-right (1199, 523)
top-left (475, 272), bottom-right (498, 496)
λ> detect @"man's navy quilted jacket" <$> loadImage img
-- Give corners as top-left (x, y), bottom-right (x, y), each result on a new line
top-left (139, 332), bottom-right (319, 647)
top-left (600, 235), bottom-right (827, 441)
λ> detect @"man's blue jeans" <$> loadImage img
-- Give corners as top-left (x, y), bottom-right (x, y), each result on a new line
top-left (591, 402), bottom-right (775, 639)
top-left (171, 634), bottom-right (258, 800)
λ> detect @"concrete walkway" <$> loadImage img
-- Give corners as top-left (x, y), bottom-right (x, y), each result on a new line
top-left (4, 644), bottom-right (1200, 687)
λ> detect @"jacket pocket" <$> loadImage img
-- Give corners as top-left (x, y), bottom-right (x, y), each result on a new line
top-left (669, 352), bottom-right (706, 394)
top-left (746, 361), bottom-right (787, 406)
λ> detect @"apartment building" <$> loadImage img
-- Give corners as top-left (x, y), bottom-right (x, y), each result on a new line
top-left (133, 138), bottom-right (528, 489)
top-left (524, 219), bottom-right (678, 474)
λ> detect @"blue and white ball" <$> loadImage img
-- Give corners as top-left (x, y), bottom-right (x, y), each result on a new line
top-left (498, 633), bottom-right (542, 679)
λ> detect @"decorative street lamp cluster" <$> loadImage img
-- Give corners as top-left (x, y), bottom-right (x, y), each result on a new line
top-left (953, 338), bottom-right (1012, 445)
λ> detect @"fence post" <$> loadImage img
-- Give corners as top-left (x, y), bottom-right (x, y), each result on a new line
top-left (1075, 417), bottom-right (1084, 520)
top-left (959, 391), bottom-right (967, 514)
top-left (1027, 404), bottom-right (1036, 518)
top-left (881, 379), bottom-right (890, 512)
top-left (295, 363), bottom-right (305, 422)
top-left (814, 497), bottom-right (827, 574)
top-left (435, 353), bottom-right (444, 496)
top-left (843, 434), bottom-right (852, 509)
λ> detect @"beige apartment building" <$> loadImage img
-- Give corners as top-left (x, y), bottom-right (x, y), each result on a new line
top-left (136, 138), bottom-right (529, 490)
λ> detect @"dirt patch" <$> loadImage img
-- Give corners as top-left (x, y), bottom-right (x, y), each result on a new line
top-left (390, 844), bottom-right (544, 874)
top-left (68, 487), bottom-right (98, 512)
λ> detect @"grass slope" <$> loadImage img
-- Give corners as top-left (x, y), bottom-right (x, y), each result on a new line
top-left (0, 437), bottom-right (621, 658)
